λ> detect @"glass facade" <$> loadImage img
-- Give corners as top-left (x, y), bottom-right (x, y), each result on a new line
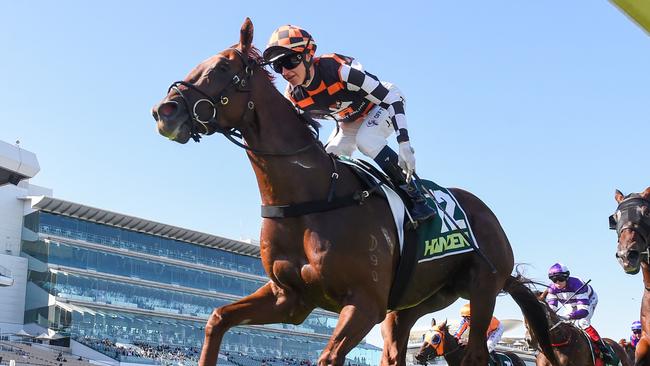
top-left (21, 211), bottom-right (381, 365)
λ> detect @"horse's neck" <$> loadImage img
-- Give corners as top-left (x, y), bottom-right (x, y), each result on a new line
top-left (642, 261), bottom-right (650, 287)
top-left (243, 74), bottom-right (333, 205)
top-left (443, 329), bottom-right (464, 365)
top-left (641, 262), bottom-right (650, 334)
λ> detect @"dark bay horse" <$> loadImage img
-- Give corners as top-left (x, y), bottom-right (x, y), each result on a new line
top-left (151, 18), bottom-right (557, 366)
top-left (610, 187), bottom-right (650, 365)
top-left (526, 295), bottom-right (630, 366)
top-left (414, 320), bottom-right (526, 366)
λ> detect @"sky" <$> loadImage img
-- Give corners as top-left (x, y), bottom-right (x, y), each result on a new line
top-left (1, 1), bottom-right (649, 348)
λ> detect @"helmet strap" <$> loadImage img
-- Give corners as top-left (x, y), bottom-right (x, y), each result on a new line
top-left (300, 37), bottom-right (314, 86)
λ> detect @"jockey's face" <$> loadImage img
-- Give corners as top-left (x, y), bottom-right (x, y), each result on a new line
top-left (280, 55), bottom-right (311, 87)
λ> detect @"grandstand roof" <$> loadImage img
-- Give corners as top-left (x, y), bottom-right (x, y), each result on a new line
top-left (27, 195), bottom-right (261, 257)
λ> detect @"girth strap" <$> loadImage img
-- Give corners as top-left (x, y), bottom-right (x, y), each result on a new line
top-left (261, 157), bottom-right (384, 218)
top-left (261, 192), bottom-right (370, 218)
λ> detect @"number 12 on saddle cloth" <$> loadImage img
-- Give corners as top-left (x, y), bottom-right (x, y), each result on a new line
top-left (415, 180), bottom-right (478, 263)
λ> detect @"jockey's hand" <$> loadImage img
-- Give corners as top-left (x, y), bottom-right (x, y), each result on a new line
top-left (398, 141), bottom-right (416, 177)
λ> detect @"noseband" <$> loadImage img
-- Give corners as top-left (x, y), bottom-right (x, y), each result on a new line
top-left (609, 194), bottom-right (650, 254)
top-left (168, 48), bottom-right (254, 142)
top-left (167, 48), bottom-right (317, 156)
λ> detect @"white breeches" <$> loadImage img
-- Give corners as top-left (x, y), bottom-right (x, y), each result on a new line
top-left (486, 324), bottom-right (505, 353)
top-left (325, 84), bottom-right (403, 159)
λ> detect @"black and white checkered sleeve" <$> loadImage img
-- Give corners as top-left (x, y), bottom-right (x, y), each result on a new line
top-left (339, 62), bottom-right (409, 142)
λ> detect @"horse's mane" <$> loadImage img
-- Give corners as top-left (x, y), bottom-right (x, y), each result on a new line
top-left (234, 44), bottom-right (322, 134)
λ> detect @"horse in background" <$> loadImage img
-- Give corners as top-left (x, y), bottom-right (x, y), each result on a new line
top-left (152, 18), bottom-right (558, 366)
top-left (610, 187), bottom-right (650, 365)
top-left (525, 290), bottom-right (631, 366)
top-left (414, 320), bottom-right (526, 366)
top-left (617, 339), bottom-right (635, 363)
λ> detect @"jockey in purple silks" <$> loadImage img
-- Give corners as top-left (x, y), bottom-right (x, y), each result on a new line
top-left (631, 320), bottom-right (642, 348)
top-left (546, 263), bottom-right (615, 363)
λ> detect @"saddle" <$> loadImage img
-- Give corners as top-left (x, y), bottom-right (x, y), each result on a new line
top-left (489, 352), bottom-right (515, 366)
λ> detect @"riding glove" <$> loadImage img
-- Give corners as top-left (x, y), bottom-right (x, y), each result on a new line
top-left (398, 141), bottom-right (416, 176)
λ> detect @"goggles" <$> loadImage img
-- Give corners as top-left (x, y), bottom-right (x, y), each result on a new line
top-left (272, 53), bottom-right (303, 73)
top-left (550, 275), bottom-right (568, 283)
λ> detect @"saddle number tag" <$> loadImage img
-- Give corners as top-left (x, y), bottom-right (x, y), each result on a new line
top-left (432, 190), bottom-right (468, 233)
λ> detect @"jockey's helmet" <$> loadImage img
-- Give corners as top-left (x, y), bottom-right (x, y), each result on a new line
top-left (263, 25), bottom-right (317, 63)
top-left (632, 321), bottom-right (642, 331)
top-left (460, 303), bottom-right (471, 317)
top-left (548, 263), bottom-right (570, 279)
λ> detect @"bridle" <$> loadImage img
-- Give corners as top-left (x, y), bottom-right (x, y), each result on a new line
top-left (167, 48), bottom-right (318, 156)
top-left (420, 329), bottom-right (463, 362)
top-left (609, 194), bottom-right (650, 262)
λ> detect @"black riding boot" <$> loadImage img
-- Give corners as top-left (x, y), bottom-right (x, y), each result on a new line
top-left (488, 352), bottom-right (498, 366)
top-left (597, 340), bottom-right (617, 364)
top-left (374, 146), bottom-right (436, 223)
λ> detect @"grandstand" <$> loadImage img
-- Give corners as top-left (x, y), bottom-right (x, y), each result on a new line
top-left (0, 140), bottom-right (381, 365)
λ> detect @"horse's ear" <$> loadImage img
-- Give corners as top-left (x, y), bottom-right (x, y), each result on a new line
top-left (239, 17), bottom-right (254, 53)
top-left (441, 319), bottom-right (447, 328)
top-left (641, 187), bottom-right (650, 200)
top-left (615, 189), bottom-right (625, 203)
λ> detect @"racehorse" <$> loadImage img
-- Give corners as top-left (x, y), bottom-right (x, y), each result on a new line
top-left (526, 291), bottom-right (631, 366)
top-left (617, 339), bottom-right (635, 363)
top-left (610, 187), bottom-right (650, 365)
top-left (151, 18), bottom-right (557, 366)
top-left (414, 320), bottom-right (526, 366)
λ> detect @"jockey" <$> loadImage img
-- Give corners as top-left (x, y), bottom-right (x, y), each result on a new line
top-left (630, 320), bottom-right (642, 348)
top-left (546, 263), bottom-right (615, 363)
top-left (263, 25), bottom-right (436, 224)
top-left (453, 303), bottom-right (504, 355)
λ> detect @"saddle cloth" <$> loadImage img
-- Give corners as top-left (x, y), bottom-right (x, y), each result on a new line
top-left (337, 157), bottom-right (479, 261)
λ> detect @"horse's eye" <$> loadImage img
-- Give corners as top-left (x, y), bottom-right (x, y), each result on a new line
top-left (217, 63), bottom-right (229, 73)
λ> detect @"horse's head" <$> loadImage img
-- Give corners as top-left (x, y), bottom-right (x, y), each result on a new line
top-left (152, 18), bottom-right (262, 143)
top-left (611, 188), bottom-right (650, 274)
top-left (415, 320), bottom-right (460, 365)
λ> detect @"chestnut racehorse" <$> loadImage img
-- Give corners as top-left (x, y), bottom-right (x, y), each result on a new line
top-left (526, 292), bottom-right (630, 366)
top-left (610, 187), bottom-right (650, 365)
top-left (151, 18), bottom-right (557, 366)
top-left (414, 320), bottom-right (526, 366)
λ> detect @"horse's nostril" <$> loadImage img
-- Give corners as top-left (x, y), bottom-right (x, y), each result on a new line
top-left (158, 102), bottom-right (178, 118)
top-left (160, 104), bottom-right (176, 116)
top-left (628, 250), bottom-right (640, 262)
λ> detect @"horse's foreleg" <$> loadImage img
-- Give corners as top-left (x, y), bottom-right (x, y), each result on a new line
top-left (318, 301), bottom-right (383, 366)
top-left (199, 281), bottom-right (313, 366)
top-left (461, 272), bottom-right (503, 366)
top-left (381, 288), bottom-right (459, 366)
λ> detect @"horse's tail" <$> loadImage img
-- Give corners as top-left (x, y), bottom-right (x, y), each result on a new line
top-left (504, 274), bottom-right (560, 366)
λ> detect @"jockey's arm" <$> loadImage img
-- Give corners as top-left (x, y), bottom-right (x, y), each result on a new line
top-left (566, 289), bottom-right (591, 319)
top-left (486, 321), bottom-right (505, 353)
top-left (338, 62), bottom-right (409, 143)
top-left (454, 318), bottom-right (469, 339)
top-left (546, 292), bottom-right (559, 312)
